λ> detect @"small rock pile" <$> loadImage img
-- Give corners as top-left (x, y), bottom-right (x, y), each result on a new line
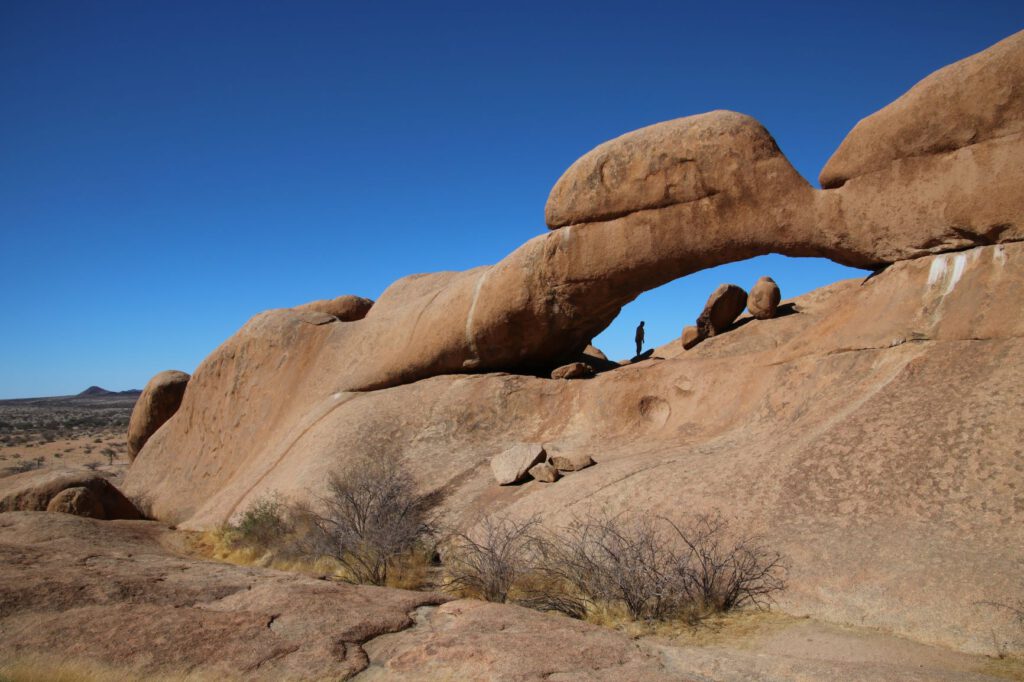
top-left (490, 443), bottom-right (595, 485)
top-left (682, 276), bottom-right (781, 350)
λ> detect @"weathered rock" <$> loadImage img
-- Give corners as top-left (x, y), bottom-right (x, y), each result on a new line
top-left (490, 444), bottom-right (545, 485)
top-left (294, 294), bottom-right (373, 321)
top-left (547, 450), bottom-right (594, 472)
top-left (821, 30), bottom-right (1024, 189)
top-left (680, 325), bottom-right (703, 350)
top-left (550, 362), bottom-right (594, 380)
top-left (45, 486), bottom-right (105, 518)
top-left (748, 276), bottom-right (782, 319)
top-left (696, 284), bottom-right (747, 337)
top-left (0, 468), bottom-right (141, 520)
top-left (0, 512), bottom-right (448, 680)
top-left (127, 370), bottom-right (190, 460)
top-left (583, 344), bottom-right (608, 361)
top-left (528, 462), bottom-right (559, 482)
top-left (360, 599), bottom-right (675, 681)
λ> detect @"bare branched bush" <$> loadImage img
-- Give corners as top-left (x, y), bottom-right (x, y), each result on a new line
top-left (452, 510), bottom-right (787, 625)
top-left (444, 514), bottom-right (541, 602)
top-left (665, 512), bottom-right (787, 617)
top-left (299, 454), bottom-right (438, 586)
top-left (527, 512), bottom-right (679, 620)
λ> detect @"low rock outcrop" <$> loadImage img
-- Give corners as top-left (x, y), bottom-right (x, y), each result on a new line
top-left (126, 369), bottom-right (190, 459)
top-left (0, 469), bottom-right (141, 520)
top-left (294, 294), bottom-right (374, 321)
top-left (551, 362), bottom-right (594, 379)
top-left (748, 276), bottom-right (782, 319)
top-left (45, 486), bottom-right (104, 518)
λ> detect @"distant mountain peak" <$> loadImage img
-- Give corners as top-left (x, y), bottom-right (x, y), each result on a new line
top-left (78, 386), bottom-right (113, 396)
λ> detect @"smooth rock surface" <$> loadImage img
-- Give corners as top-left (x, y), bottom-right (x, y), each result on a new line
top-left (748, 276), bottom-right (782, 319)
top-left (126, 369), bottom-right (190, 460)
top-left (821, 30), bottom-right (1024, 189)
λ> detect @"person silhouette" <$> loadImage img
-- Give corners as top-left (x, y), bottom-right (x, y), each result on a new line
top-left (634, 321), bottom-right (645, 357)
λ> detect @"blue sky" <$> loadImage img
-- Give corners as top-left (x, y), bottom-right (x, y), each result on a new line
top-left (1, 1), bottom-right (1021, 397)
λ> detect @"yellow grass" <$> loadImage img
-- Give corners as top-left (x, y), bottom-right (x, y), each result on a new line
top-left (185, 529), bottom-right (434, 590)
top-left (0, 655), bottom-right (210, 682)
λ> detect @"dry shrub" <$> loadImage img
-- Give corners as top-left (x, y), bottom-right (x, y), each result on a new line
top-left (443, 510), bottom-right (786, 626)
top-left (443, 515), bottom-right (540, 602)
top-left (210, 455), bottom-right (438, 589)
top-left (295, 453), bottom-right (438, 586)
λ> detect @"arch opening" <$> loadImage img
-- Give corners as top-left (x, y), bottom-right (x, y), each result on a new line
top-left (589, 254), bottom-right (869, 363)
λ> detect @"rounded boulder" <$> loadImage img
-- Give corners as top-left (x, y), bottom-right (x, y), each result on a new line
top-left (127, 370), bottom-right (191, 460)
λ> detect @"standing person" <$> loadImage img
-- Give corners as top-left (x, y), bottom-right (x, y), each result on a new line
top-left (634, 321), bottom-right (645, 357)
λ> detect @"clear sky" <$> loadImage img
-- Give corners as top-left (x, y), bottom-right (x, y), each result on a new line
top-left (1, 1), bottom-right (1021, 398)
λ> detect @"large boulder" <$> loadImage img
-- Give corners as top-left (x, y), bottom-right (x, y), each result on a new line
top-left (490, 444), bottom-right (546, 485)
top-left (127, 370), bottom-right (190, 460)
top-left (680, 325), bottom-right (703, 350)
top-left (696, 284), bottom-right (747, 337)
top-left (293, 294), bottom-right (374, 321)
top-left (0, 468), bottom-right (141, 520)
top-left (748, 276), bottom-right (782, 319)
top-left (550, 362), bottom-right (594, 380)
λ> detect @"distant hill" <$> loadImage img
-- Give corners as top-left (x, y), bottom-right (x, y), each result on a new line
top-left (78, 386), bottom-right (142, 397)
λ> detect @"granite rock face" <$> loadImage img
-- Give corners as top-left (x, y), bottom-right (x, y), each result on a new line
top-left (121, 33), bottom-right (1024, 660)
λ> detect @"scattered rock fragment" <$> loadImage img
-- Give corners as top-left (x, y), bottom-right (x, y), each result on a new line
top-left (748, 276), bottom-right (781, 319)
top-left (528, 462), bottom-right (560, 482)
top-left (46, 486), bottom-right (105, 518)
top-left (681, 325), bottom-right (703, 350)
top-left (127, 369), bottom-right (190, 460)
top-left (551, 362), bottom-right (595, 380)
top-left (548, 451), bottom-right (594, 472)
top-left (491, 444), bottom-right (546, 485)
top-left (696, 284), bottom-right (748, 337)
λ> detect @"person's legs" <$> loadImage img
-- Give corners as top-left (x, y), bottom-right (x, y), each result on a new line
top-left (635, 340), bottom-right (641, 356)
